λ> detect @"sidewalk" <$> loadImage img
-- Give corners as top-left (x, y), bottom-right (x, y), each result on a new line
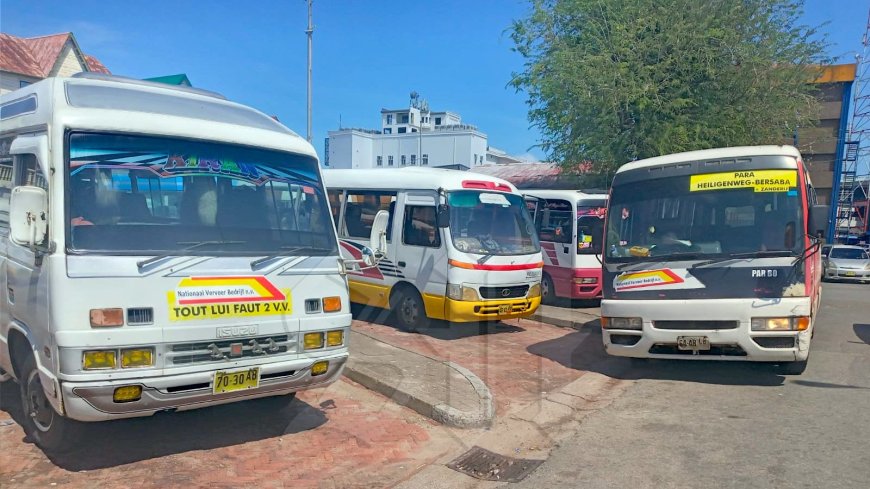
top-left (344, 330), bottom-right (494, 428)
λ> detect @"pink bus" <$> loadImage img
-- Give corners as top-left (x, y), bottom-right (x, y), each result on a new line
top-left (525, 190), bottom-right (608, 303)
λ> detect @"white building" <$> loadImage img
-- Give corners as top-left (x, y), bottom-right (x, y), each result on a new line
top-left (325, 94), bottom-right (527, 170)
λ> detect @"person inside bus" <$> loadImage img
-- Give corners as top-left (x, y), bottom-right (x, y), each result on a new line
top-left (70, 168), bottom-right (120, 226)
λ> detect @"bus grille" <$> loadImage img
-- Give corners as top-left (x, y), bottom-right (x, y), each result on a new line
top-left (168, 334), bottom-right (296, 365)
top-left (478, 285), bottom-right (530, 299)
top-left (475, 300), bottom-right (532, 315)
top-left (648, 344), bottom-right (747, 356)
top-left (653, 320), bottom-right (739, 330)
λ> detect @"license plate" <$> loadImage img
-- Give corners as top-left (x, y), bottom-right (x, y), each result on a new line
top-left (498, 304), bottom-right (512, 315)
top-left (213, 367), bottom-right (260, 394)
top-left (845, 271), bottom-right (856, 277)
top-left (677, 336), bottom-right (710, 351)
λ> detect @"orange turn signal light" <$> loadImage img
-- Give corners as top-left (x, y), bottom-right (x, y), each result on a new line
top-left (323, 296), bottom-right (342, 313)
top-left (90, 308), bottom-right (124, 327)
top-left (795, 317), bottom-right (810, 331)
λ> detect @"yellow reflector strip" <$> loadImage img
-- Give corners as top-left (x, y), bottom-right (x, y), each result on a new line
top-left (326, 330), bottom-right (344, 347)
top-left (311, 361), bottom-right (329, 376)
top-left (113, 385), bottom-right (142, 403)
top-left (90, 308), bottom-right (124, 327)
top-left (323, 296), bottom-right (342, 312)
top-left (303, 332), bottom-right (324, 350)
top-left (83, 350), bottom-right (117, 370)
top-left (121, 348), bottom-right (154, 368)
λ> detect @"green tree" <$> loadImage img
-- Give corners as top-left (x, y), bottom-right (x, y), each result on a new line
top-left (510, 0), bottom-right (830, 174)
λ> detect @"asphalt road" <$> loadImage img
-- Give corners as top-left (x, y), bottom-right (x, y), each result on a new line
top-left (513, 281), bottom-right (870, 489)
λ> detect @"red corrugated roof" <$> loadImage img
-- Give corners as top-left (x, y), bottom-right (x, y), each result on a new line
top-left (84, 54), bottom-right (111, 74)
top-left (0, 32), bottom-right (110, 78)
top-left (0, 33), bottom-right (43, 77)
top-left (470, 162), bottom-right (593, 189)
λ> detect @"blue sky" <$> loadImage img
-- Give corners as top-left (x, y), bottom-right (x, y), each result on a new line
top-left (1, 0), bottom-right (866, 162)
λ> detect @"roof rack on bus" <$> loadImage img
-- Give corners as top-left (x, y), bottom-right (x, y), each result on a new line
top-left (71, 72), bottom-right (227, 100)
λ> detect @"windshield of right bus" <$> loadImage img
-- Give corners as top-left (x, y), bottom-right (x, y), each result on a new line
top-left (605, 170), bottom-right (802, 262)
top-left (449, 190), bottom-right (540, 255)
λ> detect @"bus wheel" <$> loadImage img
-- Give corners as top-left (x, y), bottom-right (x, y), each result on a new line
top-left (18, 354), bottom-right (83, 452)
top-left (541, 274), bottom-right (556, 305)
top-left (393, 288), bottom-right (428, 332)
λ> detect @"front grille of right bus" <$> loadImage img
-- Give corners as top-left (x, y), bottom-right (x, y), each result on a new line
top-left (478, 285), bottom-right (530, 299)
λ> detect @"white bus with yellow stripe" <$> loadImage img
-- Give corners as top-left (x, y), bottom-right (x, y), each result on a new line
top-left (0, 74), bottom-right (359, 451)
top-left (323, 168), bottom-right (543, 330)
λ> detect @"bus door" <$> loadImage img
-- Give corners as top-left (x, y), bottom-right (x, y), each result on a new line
top-left (395, 191), bottom-right (448, 315)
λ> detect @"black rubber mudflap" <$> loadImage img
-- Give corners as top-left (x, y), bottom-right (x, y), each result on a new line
top-left (447, 445), bottom-right (544, 482)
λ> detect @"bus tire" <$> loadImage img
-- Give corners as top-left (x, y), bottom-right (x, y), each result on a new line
top-left (392, 287), bottom-right (428, 332)
top-left (777, 359), bottom-right (808, 375)
top-left (541, 274), bottom-right (556, 305)
top-left (17, 354), bottom-right (84, 452)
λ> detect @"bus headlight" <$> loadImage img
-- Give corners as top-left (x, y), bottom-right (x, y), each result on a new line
top-left (601, 317), bottom-right (642, 330)
top-left (751, 317), bottom-right (810, 331)
top-left (528, 283), bottom-right (541, 298)
top-left (120, 348), bottom-right (154, 368)
top-left (83, 350), bottom-right (117, 370)
top-left (446, 283), bottom-right (481, 301)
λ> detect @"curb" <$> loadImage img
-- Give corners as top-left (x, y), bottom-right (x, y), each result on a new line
top-left (344, 357), bottom-right (494, 429)
top-left (530, 311), bottom-right (600, 330)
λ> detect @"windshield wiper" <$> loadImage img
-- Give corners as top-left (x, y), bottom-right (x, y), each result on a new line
top-left (137, 240), bottom-right (247, 269)
top-left (690, 250), bottom-right (796, 270)
top-left (613, 252), bottom-right (706, 271)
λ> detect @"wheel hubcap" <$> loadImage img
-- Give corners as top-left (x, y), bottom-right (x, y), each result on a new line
top-left (542, 279), bottom-right (550, 298)
top-left (402, 298), bottom-right (418, 324)
top-left (25, 371), bottom-right (54, 432)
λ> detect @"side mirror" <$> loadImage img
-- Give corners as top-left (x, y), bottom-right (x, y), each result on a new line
top-left (808, 204), bottom-right (829, 238)
top-left (369, 209), bottom-right (390, 256)
top-left (436, 203), bottom-right (450, 228)
top-left (10, 186), bottom-right (48, 249)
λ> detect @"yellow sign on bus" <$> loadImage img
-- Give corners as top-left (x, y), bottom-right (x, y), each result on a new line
top-left (690, 170), bottom-right (797, 193)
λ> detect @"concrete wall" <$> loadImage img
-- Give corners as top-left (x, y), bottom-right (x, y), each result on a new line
top-left (326, 129), bottom-right (488, 170)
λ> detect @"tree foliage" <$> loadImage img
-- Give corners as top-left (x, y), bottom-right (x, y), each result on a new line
top-left (510, 0), bottom-right (830, 173)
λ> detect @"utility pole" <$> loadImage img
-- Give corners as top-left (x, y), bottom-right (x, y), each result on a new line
top-left (306, 0), bottom-right (314, 142)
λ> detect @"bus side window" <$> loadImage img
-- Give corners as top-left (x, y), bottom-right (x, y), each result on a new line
top-left (403, 206), bottom-right (440, 248)
top-left (327, 189), bottom-right (344, 228)
top-left (343, 191), bottom-right (395, 240)
top-left (0, 158), bottom-right (12, 233)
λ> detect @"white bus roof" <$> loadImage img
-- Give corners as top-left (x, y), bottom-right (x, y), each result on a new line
top-left (0, 74), bottom-right (316, 158)
top-left (616, 145), bottom-right (802, 174)
top-left (322, 167), bottom-right (520, 193)
top-left (522, 189), bottom-right (608, 201)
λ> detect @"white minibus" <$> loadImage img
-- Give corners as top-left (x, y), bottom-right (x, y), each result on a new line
top-left (523, 190), bottom-right (608, 303)
top-left (323, 168), bottom-right (543, 330)
top-left (0, 74), bottom-right (375, 450)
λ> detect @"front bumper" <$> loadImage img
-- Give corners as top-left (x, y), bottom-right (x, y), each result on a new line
top-left (445, 296), bottom-right (541, 322)
top-left (825, 268), bottom-right (870, 282)
top-left (601, 298), bottom-right (812, 362)
top-left (61, 352), bottom-right (347, 422)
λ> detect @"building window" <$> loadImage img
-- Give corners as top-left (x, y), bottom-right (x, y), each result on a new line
top-left (19, 80), bottom-right (32, 88)
top-left (403, 206), bottom-right (441, 248)
top-left (386, 114), bottom-right (393, 124)
top-left (398, 127), bottom-right (407, 134)
top-left (376, 156), bottom-right (383, 167)
top-left (388, 155), bottom-right (394, 166)
top-left (400, 114), bottom-right (409, 123)
top-left (422, 154), bottom-right (428, 166)
top-left (401, 155), bottom-right (407, 166)
top-left (411, 154), bottom-right (417, 165)
top-left (435, 117), bottom-right (441, 125)
top-left (384, 128), bottom-right (392, 134)
top-left (473, 154), bottom-right (478, 165)
top-left (411, 128), bottom-right (417, 133)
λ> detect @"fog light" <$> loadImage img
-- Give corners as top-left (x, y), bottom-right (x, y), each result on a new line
top-left (323, 296), bottom-right (342, 313)
top-left (113, 385), bottom-right (142, 403)
top-left (573, 277), bottom-right (598, 284)
top-left (304, 332), bottom-right (324, 350)
top-left (83, 350), bottom-right (117, 370)
top-left (90, 308), bottom-right (124, 327)
top-left (602, 317), bottom-right (642, 330)
top-left (528, 283), bottom-right (541, 298)
top-left (121, 348), bottom-right (154, 368)
top-left (311, 361), bottom-right (329, 376)
top-left (326, 330), bottom-right (344, 347)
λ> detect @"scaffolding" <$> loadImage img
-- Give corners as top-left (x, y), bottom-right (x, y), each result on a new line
top-left (836, 8), bottom-right (870, 242)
